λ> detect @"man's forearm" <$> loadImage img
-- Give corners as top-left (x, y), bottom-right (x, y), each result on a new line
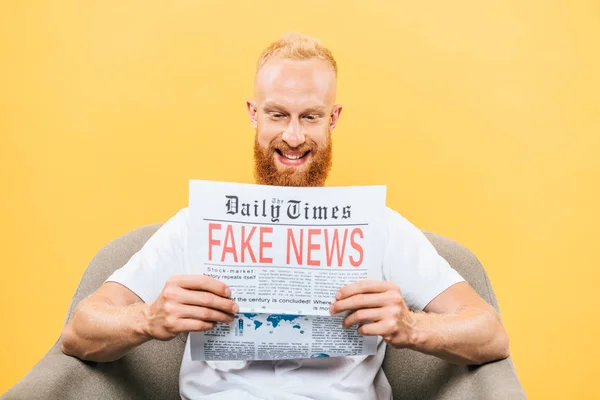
top-left (405, 306), bottom-right (510, 365)
top-left (61, 299), bottom-right (151, 362)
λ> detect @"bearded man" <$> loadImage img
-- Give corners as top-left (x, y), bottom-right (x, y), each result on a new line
top-left (61, 33), bottom-right (509, 400)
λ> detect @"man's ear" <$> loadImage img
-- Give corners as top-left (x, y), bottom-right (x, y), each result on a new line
top-left (329, 104), bottom-right (343, 132)
top-left (246, 99), bottom-right (258, 129)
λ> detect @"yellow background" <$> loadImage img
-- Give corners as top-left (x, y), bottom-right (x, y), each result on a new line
top-left (1, 1), bottom-right (598, 398)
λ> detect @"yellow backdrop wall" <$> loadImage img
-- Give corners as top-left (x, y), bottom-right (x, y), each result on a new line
top-left (1, 1), bottom-right (599, 398)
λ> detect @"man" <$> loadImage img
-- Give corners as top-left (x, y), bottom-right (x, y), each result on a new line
top-left (61, 32), bottom-right (509, 399)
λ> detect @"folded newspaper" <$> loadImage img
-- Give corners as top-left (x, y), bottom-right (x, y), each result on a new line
top-left (187, 180), bottom-right (386, 361)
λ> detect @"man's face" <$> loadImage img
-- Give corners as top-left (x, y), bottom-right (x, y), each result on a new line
top-left (247, 57), bottom-right (342, 187)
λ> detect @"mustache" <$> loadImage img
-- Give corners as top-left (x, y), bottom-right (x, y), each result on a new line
top-left (268, 138), bottom-right (314, 153)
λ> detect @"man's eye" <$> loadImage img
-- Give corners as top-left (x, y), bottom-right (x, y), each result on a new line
top-left (304, 115), bottom-right (318, 121)
top-left (271, 113), bottom-right (284, 119)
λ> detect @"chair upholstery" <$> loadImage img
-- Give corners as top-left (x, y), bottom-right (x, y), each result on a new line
top-left (1, 224), bottom-right (526, 400)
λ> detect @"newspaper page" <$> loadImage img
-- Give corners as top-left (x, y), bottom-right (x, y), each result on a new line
top-left (187, 180), bottom-right (386, 361)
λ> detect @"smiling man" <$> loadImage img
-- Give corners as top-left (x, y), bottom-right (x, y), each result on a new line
top-left (61, 33), bottom-right (509, 400)
top-left (250, 41), bottom-right (339, 188)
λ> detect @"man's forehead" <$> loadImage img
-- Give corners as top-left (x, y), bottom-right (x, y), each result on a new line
top-left (254, 58), bottom-right (336, 106)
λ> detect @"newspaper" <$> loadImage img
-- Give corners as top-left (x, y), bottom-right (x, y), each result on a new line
top-left (187, 180), bottom-right (386, 361)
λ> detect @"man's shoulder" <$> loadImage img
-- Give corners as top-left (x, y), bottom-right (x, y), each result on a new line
top-left (382, 206), bottom-right (426, 245)
top-left (153, 207), bottom-right (190, 234)
top-left (383, 206), bottom-right (414, 231)
top-left (173, 206), bottom-right (190, 222)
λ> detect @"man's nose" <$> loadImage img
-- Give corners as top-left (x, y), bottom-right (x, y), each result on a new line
top-left (282, 119), bottom-right (305, 148)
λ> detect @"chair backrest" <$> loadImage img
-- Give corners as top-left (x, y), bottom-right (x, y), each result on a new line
top-left (65, 225), bottom-right (503, 400)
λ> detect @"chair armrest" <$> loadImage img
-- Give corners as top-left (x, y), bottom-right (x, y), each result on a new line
top-left (436, 358), bottom-right (527, 400)
top-left (384, 346), bottom-right (526, 400)
top-left (1, 339), bottom-right (130, 400)
top-left (2, 335), bottom-right (185, 400)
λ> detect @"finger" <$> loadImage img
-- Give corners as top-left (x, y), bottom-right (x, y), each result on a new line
top-left (178, 304), bottom-right (235, 323)
top-left (175, 319), bottom-right (216, 333)
top-left (336, 280), bottom-right (397, 300)
top-left (331, 292), bottom-right (391, 314)
top-left (170, 275), bottom-right (231, 298)
top-left (343, 308), bottom-right (383, 328)
top-left (175, 286), bottom-right (239, 314)
top-left (357, 320), bottom-right (395, 336)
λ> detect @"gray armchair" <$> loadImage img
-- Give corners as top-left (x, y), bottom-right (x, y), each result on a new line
top-left (1, 225), bottom-right (526, 399)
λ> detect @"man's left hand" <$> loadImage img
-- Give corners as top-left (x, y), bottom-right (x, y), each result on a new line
top-left (330, 280), bottom-right (416, 348)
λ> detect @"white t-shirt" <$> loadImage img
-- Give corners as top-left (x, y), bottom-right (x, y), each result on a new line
top-left (106, 207), bottom-right (464, 400)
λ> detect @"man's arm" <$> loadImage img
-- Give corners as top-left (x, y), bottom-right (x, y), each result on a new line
top-left (61, 276), bottom-right (238, 362)
top-left (330, 281), bottom-right (509, 365)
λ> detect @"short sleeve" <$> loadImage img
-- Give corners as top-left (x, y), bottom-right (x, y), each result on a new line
top-left (105, 207), bottom-right (190, 303)
top-left (382, 208), bottom-right (465, 311)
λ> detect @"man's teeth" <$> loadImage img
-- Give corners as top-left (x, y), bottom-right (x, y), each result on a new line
top-left (282, 153), bottom-right (303, 160)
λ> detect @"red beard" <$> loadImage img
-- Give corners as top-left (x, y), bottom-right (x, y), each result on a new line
top-left (253, 134), bottom-right (332, 187)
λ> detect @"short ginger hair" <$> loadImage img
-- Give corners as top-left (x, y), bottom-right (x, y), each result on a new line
top-left (256, 32), bottom-right (338, 77)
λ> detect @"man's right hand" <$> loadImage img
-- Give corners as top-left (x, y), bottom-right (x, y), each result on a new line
top-left (143, 275), bottom-right (239, 341)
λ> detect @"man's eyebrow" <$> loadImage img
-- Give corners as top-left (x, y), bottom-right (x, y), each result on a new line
top-left (262, 102), bottom-right (327, 114)
top-left (301, 106), bottom-right (327, 114)
top-left (262, 101), bottom-right (285, 110)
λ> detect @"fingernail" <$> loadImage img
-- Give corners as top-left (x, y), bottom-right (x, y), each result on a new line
top-left (232, 304), bottom-right (239, 313)
top-left (329, 304), bottom-right (335, 314)
top-left (225, 287), bottom-right (231, 297)
top-left (335, 291), bottom-right (341, 300)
